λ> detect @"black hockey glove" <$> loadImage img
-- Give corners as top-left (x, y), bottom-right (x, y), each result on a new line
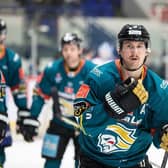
top-left (21, 117), bottom-right (40, 142)
top-left (0, 113), bottom-right (8, 142)
top-left (16, 109), bottom-right (30, 134)
top-left (104, 77), bottom-right (148, 119)
top-left (160, 125), bottom-right (168, 151)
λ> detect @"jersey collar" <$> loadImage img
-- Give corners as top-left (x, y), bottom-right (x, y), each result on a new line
top-left (115, 59), bottom-right (147, 81)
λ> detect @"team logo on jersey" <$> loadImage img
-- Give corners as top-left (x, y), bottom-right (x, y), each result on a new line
top-left (121, 104), bottom-right (147, 126)
top-left (91, 67), bottom-right (103, 77)
top-left (97, 123), bottom-right (136, 154)
top-left (64, 86), bottom-right (74, 94)
top-left (160, 80), bottom-right (168, 89)
top-left (55, 73), bottom-right (62, 83)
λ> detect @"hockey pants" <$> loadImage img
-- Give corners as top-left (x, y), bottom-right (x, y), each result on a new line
top-left (43, 121), bottom-right (80, 168)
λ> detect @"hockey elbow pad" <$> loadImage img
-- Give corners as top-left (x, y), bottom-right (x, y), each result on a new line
top-left (104, 77), bottom-right (148, 119)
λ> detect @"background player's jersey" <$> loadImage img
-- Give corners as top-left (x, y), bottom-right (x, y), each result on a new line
top-left (75, 59), bottom-right (168, 167)
top-left (0, 47), bottom-right (27, 110)
top-left (31, 57), bottom-right (95, 130)
top-left (0, 71), bottom-right (6, 114)
top-left (0, 69), bottom-right (12, 148)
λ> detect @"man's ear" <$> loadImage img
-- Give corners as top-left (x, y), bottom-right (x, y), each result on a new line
top-left (117, 47), bottom-right (121, 55)
top-left (146, 48), bottom-right (151, 54)
top-left (79, 48), bottom-right (83, 55)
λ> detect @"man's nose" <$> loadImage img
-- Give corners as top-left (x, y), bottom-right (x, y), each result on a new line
top-left (131, 46), bottom-right (138, 53)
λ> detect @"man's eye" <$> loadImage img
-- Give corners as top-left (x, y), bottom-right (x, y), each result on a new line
top-left (127, 45), bottom-right (131, 48)
top-left (137, 45), bottom-right (143, 48)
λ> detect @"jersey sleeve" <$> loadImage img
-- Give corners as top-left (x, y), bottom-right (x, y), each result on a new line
top-left (74, 70), bottom-right (111, 137)
top-left (145, 77), bottom-right (168, 148)
top-left (151, 92), bottom-right (168, 148)
top-left (9, 54), bottom-right (27, 110)
top-left (30, 64), bottom-right (54, 118)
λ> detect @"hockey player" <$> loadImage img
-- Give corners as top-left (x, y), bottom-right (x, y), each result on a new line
top-left (0, 71), bottom-right (8, 168)
top-left (74, 24), bottom-right (168, 168)
top-left (0, 18), bottom-right (29, 167)
top-left (20, 32), bottom-right (95, 168)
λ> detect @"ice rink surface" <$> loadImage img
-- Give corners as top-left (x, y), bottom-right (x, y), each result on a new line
top-left (4, 137), bottom-right (167, 168)
top-left (5, 138), bottom-right (74, 168)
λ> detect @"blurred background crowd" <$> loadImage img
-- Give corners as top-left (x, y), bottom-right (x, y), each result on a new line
top-left (1, 0), bottom-right (168, 78)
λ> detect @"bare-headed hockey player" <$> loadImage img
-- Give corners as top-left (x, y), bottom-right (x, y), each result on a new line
top-left (74, 24), bottom-right (168, 168)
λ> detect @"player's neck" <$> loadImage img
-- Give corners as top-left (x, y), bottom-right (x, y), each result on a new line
top-left (122, 67), bottom-right (143, 81)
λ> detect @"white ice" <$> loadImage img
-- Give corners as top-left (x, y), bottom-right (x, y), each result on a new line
top-left (5, 138), bottom-right (74, 168)
top-left (4, 137), bottom-right (167, 168)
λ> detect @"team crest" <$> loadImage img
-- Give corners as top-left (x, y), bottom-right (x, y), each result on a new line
top-left (55, 73), bottom-right (62, 83)
top-left (160, 80), bottom-right (168, 89)
top-left (64, 86), bottom-right (74, 94)
top-left (97, 123), bottom-right (137, 154)
top-left (91, 67), bottom-right (103, 77)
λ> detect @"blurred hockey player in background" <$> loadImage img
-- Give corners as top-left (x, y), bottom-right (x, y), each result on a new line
top-left (20, 32), bottom-right (95, 168)
top-left (74, 24), bottom-right (168, 168)
top-left (0, 18), bottom-right (29, 167)
top-left (0, 70), bottom-right (8, 168)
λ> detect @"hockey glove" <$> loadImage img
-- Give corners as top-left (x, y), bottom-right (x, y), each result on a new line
top-left (0, 113), bottom-right (8, 142)
top-left (104, 77), bottom-right (148, 119)
top-left (160, 125), bottom-right (168, 151)
top-left (16, 109), bottom-right (30, 134)
top-left (21, 117), bottom-right (40, 142)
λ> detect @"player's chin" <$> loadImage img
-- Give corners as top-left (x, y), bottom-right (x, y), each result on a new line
top-left (67, 61), bottom-right (74, 67)
top-left (129, 61), bottom-right (141, 68)
top-left (68, 61), bottom-right (79, 68)
top-left (65, 60), bottom-right (73, 66)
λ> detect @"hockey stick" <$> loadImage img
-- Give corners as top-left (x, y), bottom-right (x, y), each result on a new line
top-left (161, 151), bottom-right (168, 168)
top-left (51, 87), bottom-right (80, 129)
top-left (60, 116), bottom-right (80, 129)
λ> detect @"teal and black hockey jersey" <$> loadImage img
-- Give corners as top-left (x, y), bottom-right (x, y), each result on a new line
top-left (30, 57), bottom-right (95, 130)
top-left (74, 59), bottom-right (168, 167)
top-left (0, 47), bottom-right (27, 110)
top-left (0, 71), bottom-right (6, 115)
